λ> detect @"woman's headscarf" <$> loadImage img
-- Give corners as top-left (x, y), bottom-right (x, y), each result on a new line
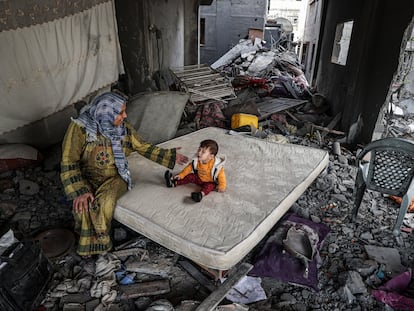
top-left (74, 92), bottom-right (132, 189)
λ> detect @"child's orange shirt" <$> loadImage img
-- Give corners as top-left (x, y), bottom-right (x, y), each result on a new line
top-left (177, 157), bottom-right (226, 191)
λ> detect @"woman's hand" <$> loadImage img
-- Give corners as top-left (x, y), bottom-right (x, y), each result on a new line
top-left (175, 147), bottom-right (189, 165)
top-left (73, 192), bottom-right (94, 214)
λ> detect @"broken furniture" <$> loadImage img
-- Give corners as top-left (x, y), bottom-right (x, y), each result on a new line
top-left (0, 241), bottom-right (53, 310)
top-left (352, 137), bottom-right (414, 236)
top-left (170, 64), bottom-right (236, 103)
top-left (114, 127), bottom-right (328, 278)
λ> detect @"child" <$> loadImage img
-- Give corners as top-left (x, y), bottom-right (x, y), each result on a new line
top-left (164, 139), bottom-right (226, 202)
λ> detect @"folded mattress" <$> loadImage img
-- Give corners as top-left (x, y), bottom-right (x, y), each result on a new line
top-left (114, 127), bottom-right (329, 270)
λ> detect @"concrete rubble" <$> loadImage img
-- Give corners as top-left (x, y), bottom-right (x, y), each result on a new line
top-left (1, 40), bottom-right (414, 311)
top-left (1, 107), bottom-right (414, 310)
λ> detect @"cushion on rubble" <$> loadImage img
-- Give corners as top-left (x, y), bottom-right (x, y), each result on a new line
top-left (371, 269), bottom-right (414, 309)
top-left (249, 213), bottom-right (330, 291)
top-left (0, 144), bottom-right (43, 172)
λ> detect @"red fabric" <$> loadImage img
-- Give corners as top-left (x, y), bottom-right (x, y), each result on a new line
top-left (176, 173), bottom-right (217, 195)
top-left (0, 158), bottom-right (42, 172)
top-left (194, 102), bottom-right (227, 129)
top-left (372, 269), bottom-right (414, 310)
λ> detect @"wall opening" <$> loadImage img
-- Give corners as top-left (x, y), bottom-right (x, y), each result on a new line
top-left (372, 19), bottom-right (414, 141)
top-left (200, 17), bottom-right (206, 46)
top-left (331, 20), bottom-right (354, 66)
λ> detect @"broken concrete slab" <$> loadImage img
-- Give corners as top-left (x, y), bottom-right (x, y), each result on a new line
top-left (118, 280), bottom-right (170, 299)
top-left (124, 256), bottom-right (173, 278)
top-left (211, 39), bottom-right (262, 70)
top-left (364, 245), bottom-right (406, 277)
top-left (126, 91), bottom-right (189, 144)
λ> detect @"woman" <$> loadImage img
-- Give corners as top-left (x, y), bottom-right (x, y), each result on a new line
top-left (60, 92), bottom-right (188, 257)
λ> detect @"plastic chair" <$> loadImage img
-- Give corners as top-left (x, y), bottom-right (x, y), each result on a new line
top-left (352, 137), bottom-right (414, 236)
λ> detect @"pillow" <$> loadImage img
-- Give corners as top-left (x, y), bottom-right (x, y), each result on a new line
top-left (0, 144), bottom-right (43, 172)
top-left (249, 213), bottom-right (330, 291)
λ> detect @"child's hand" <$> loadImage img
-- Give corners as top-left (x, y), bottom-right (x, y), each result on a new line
top-left (173, 175), bottom-right (180, 180)
top-left (218, 188), bottom-right (225, 193)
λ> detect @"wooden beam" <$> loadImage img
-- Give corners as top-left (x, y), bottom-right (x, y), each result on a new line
top-left (321, 112), bottom-right (342, 138)
top-left (118, 280), bottom-right (170, 299)
top-left (195, 263), bottom-right (253, 311)
top-left (311, 124), bottom-right (345, 136)
top-left (178, 260), bottom-right (217, 292)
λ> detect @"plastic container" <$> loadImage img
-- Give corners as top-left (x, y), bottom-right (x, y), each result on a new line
top-left (231, 113), bottom-right (259, 129)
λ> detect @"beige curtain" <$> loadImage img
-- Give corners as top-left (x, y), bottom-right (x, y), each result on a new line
top-left (0, 1), bottom-right (124, 134)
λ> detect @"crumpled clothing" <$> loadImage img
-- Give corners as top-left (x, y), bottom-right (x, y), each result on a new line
top-left (95, 253), bottom-right (121, 278)
top-left (372, 269), bottom-right (414, 310)
top-left (195, 101), bottom-right (227, 129)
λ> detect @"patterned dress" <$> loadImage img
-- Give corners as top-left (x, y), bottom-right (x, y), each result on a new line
top-left (61, 121), bottom-right (176, 256)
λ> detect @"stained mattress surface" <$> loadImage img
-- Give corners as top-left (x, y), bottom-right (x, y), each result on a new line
top-left (114, 127), bottom-right (329, 270)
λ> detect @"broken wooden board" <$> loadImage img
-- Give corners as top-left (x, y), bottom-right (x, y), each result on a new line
top-left (118, 279), bottom-right (170, 299)
top-left (124, 257), bottom-right (172, 278)
top-left (178, 260), bottom-right (217, 292)
top-left (256, 97), bottom-right (308, 120)
top-left (321, 112), bottom-right (342, 139)
top-left (195, 263), bottom-right (253, 311)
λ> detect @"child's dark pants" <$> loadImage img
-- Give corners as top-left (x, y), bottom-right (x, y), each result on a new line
top-left (176, 173), bottom-right (216, 195)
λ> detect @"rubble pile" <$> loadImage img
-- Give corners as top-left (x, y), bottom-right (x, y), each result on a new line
top-left (1, 39), bottom-right (414, 311)
top-left (175, 40), bottom-right (336, 146)
top-left (1, 125), bottom-right (414, 310)
top-left (213, 39), bottom-right (312, 100)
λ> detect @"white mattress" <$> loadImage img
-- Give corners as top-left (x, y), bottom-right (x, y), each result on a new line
top-left (114, 127), bottom-right (329, 270)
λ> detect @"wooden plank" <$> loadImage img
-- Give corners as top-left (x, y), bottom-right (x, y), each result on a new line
top-left (173, 68), bottom-right (215, 79)
top-left (180, 73), bottom-right (222, 82)
top-left (189, 88), bottom-right (232, 103)
top-left (195, 263), bottom-right (253, 311)
top-left (311, 123), bottom-right (345, 135)
top-left (172, 67), bottom-right (211, 75)
top-left (178, 260), bottom-right (217, 292)
top-left (186, 77), bottom-right (226, 85)
top-left (184, 78), bottom-right (226, 87)
top-left (118, 280), bottom-right (170, 299)
top-left (321, 112), bottom-right (342, 138)
top-left (175, 71), bottom-right (214, 80)
top-left (111, 247), bottom-right (146, 258)
top-left (192, 88), bottom-right (235, 97)
top-left (171, 64), bottom-right (210, 72)
top-left (191, 82), bottom-right (228, 90)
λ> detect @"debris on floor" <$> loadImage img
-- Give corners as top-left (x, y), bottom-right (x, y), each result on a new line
top-left (1, 35), bottom-right (414, 311)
